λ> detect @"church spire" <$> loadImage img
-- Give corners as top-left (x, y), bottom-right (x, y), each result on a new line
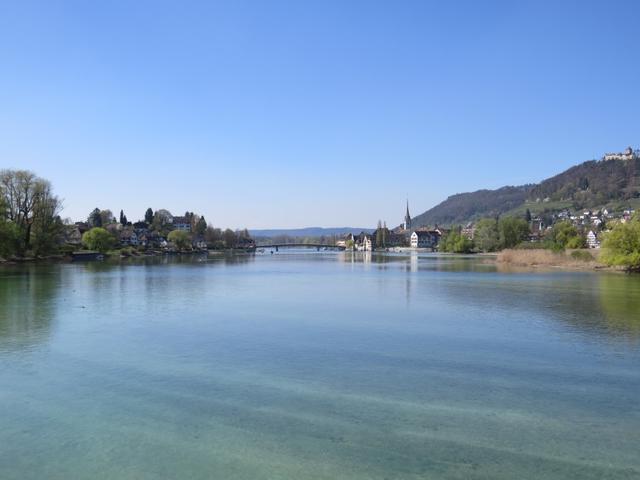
top-left (404, 199), bottom-right (412, 230)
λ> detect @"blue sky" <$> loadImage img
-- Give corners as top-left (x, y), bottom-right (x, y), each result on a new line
top-left (1, 1), bottom-right (638, 229)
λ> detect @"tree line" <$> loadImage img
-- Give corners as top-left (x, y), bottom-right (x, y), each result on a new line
top-left (0, 169), bottom-right (252, 258)
top-left (438, 216), bottom-right (587, 254)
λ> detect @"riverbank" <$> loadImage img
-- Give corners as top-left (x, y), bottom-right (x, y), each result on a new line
top-left (0, 248), bottom-right (256, 265)
top-left (495, 248), bottom-right (618, 271)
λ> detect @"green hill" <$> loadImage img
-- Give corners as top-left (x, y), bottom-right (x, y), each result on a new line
top-left (413, 156), bottom-right (640, 227)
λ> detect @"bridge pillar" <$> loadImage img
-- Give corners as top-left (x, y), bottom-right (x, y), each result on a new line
top-left (275, 246), bottom-right (279, 252)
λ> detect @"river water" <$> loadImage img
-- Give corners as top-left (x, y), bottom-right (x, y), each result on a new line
top-left (1, 252), bottom-right (639, 479)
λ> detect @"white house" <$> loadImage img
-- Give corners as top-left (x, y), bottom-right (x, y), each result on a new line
top-left (410, 230), bottom-right (440, 249)
top-left (171, 216), bottom-right (192, 232)
top-left (587, 230), bottom-right (600, 249)
top-left (362, 235), bottom-right (373, 252)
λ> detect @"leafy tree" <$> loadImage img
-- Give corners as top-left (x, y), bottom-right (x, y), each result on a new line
top-left (0, 219), bottom-right (21, 258)
top-left (474, 218), bottom-right (500, 252)
top-left (498, 217), bottom-right (530, 249)
top-left (439, 230), bottom-right (474, 253)
top-left (82, 227), bottom-right (116, 253)
top-left (525, 208), bottom-right (532, 223)
top-left (145, 208), bottom-right (154, 224)
top-left (168, 230), bottom-right (191, 250)
top-left (30, 182), bottom-right (63, 256)
top-left (548, 221), bottom-right (585, 249)
top-left (0, 169), bottom-right (61, 255)
top-left (600, 218), bottom-right (640, 270)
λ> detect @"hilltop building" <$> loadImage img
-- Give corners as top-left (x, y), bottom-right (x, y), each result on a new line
top-left (603, 146), bottom-right (637, 161)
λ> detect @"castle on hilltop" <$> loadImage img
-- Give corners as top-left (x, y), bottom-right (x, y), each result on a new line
top-left (602, 146), bottom-right (638, 161)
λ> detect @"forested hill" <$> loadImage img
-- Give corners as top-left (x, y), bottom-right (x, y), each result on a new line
top-left (411, 185), bottom-right (532, 226)
top-left (528, 157), bottom-right (640, 204)
top-left (412, 156), bottom-right (640, 227)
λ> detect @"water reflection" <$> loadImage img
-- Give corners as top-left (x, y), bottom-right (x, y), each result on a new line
top-left (599, 274), bottom-right (640, 339)
top-left (0, 266), bottom-right (59, 351)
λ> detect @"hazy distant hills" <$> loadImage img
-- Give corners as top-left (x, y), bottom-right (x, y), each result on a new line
top-left (413, 156), bottom-right (640, 227)
top-left (250, 227), bottom-right (374, 238)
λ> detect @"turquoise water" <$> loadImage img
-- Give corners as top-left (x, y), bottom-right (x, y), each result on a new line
top-left (1, 252), bottom-right (640, 479)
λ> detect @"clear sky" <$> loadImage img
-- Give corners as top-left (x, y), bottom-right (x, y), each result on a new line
top-left (1, 1), bottom-right (638, 229)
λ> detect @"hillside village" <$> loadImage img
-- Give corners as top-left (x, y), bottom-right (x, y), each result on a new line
top-left (1, 147), bottom-right (639, 261)
top-left (337, 203), bottom-right (636, 253)
top-left (66, 208), bottom-right (256, 254)
top-left (343, 147), bottom-right (640, 253)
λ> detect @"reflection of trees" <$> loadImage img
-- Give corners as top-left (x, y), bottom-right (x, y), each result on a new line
top-left (598, 274), bottom-right (640, 339)
top-left (0, 266), bottom-right (59, 349)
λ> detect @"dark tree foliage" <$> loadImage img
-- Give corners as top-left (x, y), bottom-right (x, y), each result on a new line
top-left (88, 208), bottom-right (102, 228)
top-left (412, 186), bottom-right (532, 227)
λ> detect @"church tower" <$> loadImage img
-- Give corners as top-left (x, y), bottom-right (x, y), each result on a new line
top-left (404, 200), bottom-right (412, 230)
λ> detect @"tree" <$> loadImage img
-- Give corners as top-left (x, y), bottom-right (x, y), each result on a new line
top-left (600, 218), bottom-right (640, 270)
top-left (498, 217), bottom-right (530, 249)
top-left (152, 209), bottom-right (173, 232)
top-left (88, 208), bottom-right (102, 228)
top-left (376, 220), bottom-right (383, 248)
top-left (167, 230), bottom-right (191, 250)
top-left (525, 208), bottom-right (532, 223)
top-left (549, 221), bottom-right (585, 249)
top-left (145, 208), bottom-right (154, 224)
top-left (205, 226), bottom-right (222, 243)
top-left (223, 228), bottom-right (237, 248)
top-left (82, 227), bottom-right (116, 253)
top-left (100, 209), bottom-right (114, 226)
top-left (0, 169), bottom-right (61, 255)
top-left (474, 218), bottom-right (500, 252)
top-left (30, 182), bottom-right (63, 256)
top-left (120, 210), bottom-right (128, 226)
top-left (439, 229), bottom-right (474, 253)
top-left (195, 216), bottom-right (207, 236)
top-left (0, 219), bottom-right (21, 258)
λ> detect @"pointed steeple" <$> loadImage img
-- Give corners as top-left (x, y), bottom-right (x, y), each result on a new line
top-left (404, 199), bottom-right (412, 230)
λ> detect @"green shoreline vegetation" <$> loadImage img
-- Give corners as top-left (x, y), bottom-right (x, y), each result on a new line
top-left (2, 168), bottom-right (640, 272)
top-left (441, 216), bottom-right (640, 272)
top-left (0, 169), bottom-right (255, 263)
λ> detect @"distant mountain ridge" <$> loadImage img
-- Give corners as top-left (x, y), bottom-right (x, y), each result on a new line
top-left (250, 227), bottom-right (373, 238)
top-left (413, 155), bottom-right (640, 227)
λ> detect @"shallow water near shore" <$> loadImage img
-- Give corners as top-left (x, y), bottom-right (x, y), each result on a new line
top-left (1, 252), bottom-right (640, 479)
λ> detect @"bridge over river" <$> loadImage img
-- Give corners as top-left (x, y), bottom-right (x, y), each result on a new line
top-left (255, 243), bottom-right (346, 252)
